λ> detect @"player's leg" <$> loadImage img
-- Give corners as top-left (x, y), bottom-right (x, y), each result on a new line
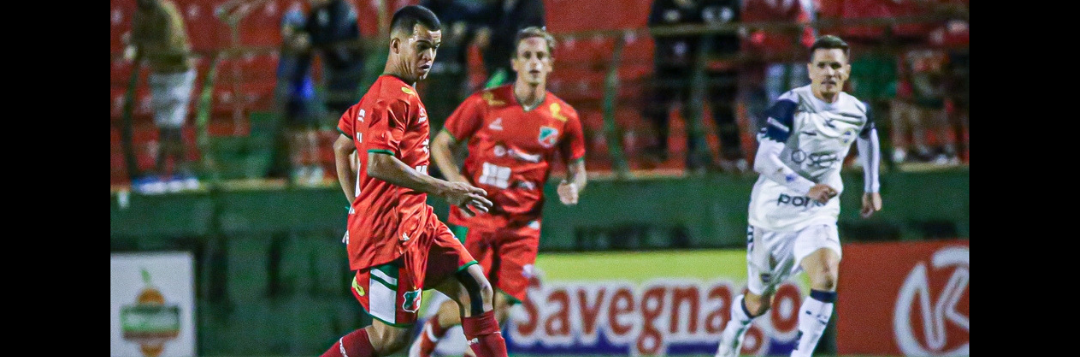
top-left (320, 319), bottom-right (413, 357)
top-left (789, 224), bottom-right (843, 357)
top-left (425, 224), bottom-right (507, 357)
top-left (643, 65), bottom-right (682, 165)
top-left (429, 265), bottom-right (505, 357)
top-left (321, 264), bottom-right (419, 357)
top-left (888, 98), bottom-right (910, 164)
top-left (716, 226), bottom-right (788, 357)
top-left (708, 70), bottom-right (748, 173)
top-left (409, 226), bottom-right (492, 357)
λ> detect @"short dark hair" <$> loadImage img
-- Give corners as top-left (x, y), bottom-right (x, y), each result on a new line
top-left (514, 26), bottom-right (556, 57)
top-left (808, 35), bottom-right (850, 62)
top-left (389, 5), bottom-right (441, 36)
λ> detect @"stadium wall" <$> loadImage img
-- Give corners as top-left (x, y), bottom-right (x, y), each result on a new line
top-left (109, 169), bottom-right (969, 355)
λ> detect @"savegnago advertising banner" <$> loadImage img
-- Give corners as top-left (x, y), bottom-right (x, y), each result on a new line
top-left (419, 250), bottom-right (809, 356)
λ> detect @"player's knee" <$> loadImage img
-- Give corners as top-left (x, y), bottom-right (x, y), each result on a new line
top-left (810, 269), bottom-right (838, 291)
top-left (474, 278), bottom-right (495, 305)
top-left (493, 295), bottom-right (514, 322)
top-left (744, 293), bottom-right (771, 316)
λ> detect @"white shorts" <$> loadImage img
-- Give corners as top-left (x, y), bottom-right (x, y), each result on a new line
top-left (745, 223), bottom-right (842, 296)
top-left (149, 69), bottom-right (196, 129)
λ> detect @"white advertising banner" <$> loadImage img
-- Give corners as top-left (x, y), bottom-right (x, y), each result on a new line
top-left (110, 252), bottom-right (196, 357)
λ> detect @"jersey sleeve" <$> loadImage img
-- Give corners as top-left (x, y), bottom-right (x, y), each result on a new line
top-left (336, 105), bottom-right (357, 139)
top-left (761, 97), bottom-right (798, 143)
top-left (442, 94), bottom-right (485, 142)
top-left (559, 108), bottom-right (587, 163)
top-left (366, 99), bottom-right (410, 155)
top-left (859, 101), bottom-right (876, 138)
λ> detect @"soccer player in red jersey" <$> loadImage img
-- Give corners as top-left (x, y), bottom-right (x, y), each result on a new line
top-left (409, 26), bottom-right (588, 357)
top-left (321, 5), bottom-right (510, 357)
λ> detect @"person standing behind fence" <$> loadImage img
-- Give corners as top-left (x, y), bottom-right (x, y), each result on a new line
top-left (739, 0), bottom-right (816, 134)
top-left (475, 0), bottom-right (545, 88)
top-left (644, 0), bottom-right (747, 174)
top-left (306, 0), bottom-right (365, 120)
top-left (419, 0), bottom-right (485, 141)
top-left (275, 1), bottom-right (323, 185)
top-left (126, 0), bottom-right (199, 194)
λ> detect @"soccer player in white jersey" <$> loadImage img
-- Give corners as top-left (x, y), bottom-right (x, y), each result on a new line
top-left (713, 35), bottom-right (882, 357)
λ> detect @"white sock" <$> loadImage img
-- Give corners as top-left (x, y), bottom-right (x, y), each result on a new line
top-left (791, 290), bottom-right (835, 357)
top-left (730, 294), bottom-right (755, 327)
top-left (716, 294), bottom-right (757, 356)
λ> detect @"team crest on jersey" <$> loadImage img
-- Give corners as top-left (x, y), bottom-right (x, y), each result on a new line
top-left (538, 126), bottom-right (559, 147)
top-left (482, 91), bottom-right (505, 106)
top-left (549, 103), bottom-right (568, 121)
top-left (402, 289), bottom-right (422, 312)
top-left (401, 86), bottom-right (416, 96)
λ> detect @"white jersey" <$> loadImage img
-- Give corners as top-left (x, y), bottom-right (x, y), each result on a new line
top-left (748, 85), bottom-right (874, 232)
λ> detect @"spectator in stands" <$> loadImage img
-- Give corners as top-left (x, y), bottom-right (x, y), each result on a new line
top-left (739, 0), bottom-right (816, 134)
top-left (420, 0), bottom-right (487, 180)
top-left (305, 1), bottom-right (364, 112)
top-left (644, 0), bottom-right (747, 173)
top-left (890, 48), bottom-right (959, 165)
top-left (125, 0), bottom-right (199, 194)
top-left (275, 1), bottom-right (323, 185)
top-left (475, 0), bottom-right (546, 88)
top-left (293, 0), bottom-right (366, 183)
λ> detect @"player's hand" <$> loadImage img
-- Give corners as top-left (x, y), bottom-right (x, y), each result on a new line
top-left (860, 192), bottom-right (882, 218)
top-left (557, 180), bottom-right (579, 205)
top-left (808, 184), bottom-right (838, 204)
top-left (444, 182), bottom-right (492, 217)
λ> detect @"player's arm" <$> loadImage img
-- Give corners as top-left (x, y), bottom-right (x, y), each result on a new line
top-left (333, 133), bottom-right (357, 203)
top-left (367, 152), bottom-right (491, 215)
top-left (432, 95), bottom-right (485, 184)
top-left (366, 100), bottom-right (491, 215)
top-left (557, 159), bottom-right (587, 205)
top-left (557, 108), bottom-right (588, 205)
top-left (856, 105), bottom-right (883, 218)
top-left (754, 99), bottom-right (836, 203)
top-left (430, 129), bottom-right (470, 184)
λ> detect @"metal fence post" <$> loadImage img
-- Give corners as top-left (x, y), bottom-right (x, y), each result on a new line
top-left (602, 33), bottom-right (630, 178)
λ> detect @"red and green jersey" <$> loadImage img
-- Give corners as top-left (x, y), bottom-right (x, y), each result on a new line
top-left (337, 75), bottom-right (435, 271)
top-left (443, 85), bottom-right (586, 229)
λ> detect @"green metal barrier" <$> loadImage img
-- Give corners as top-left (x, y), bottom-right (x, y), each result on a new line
top-left (111, 167), bottom-right (967, 355)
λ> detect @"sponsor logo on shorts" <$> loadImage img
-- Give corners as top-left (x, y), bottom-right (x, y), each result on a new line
top-left (403, 289), bottom-right (423, 313)
top-left (352, 278), bottom-right (366, 296)
top-left (777, 193), bottom-right (826, 207)
top-left (759, 273), bottom-right (772, 284)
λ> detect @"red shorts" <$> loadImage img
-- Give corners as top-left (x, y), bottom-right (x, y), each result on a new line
top-left (452, 220), bottom-right (541, 303)
top-left (351, 220), bottom-right (476, 327)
